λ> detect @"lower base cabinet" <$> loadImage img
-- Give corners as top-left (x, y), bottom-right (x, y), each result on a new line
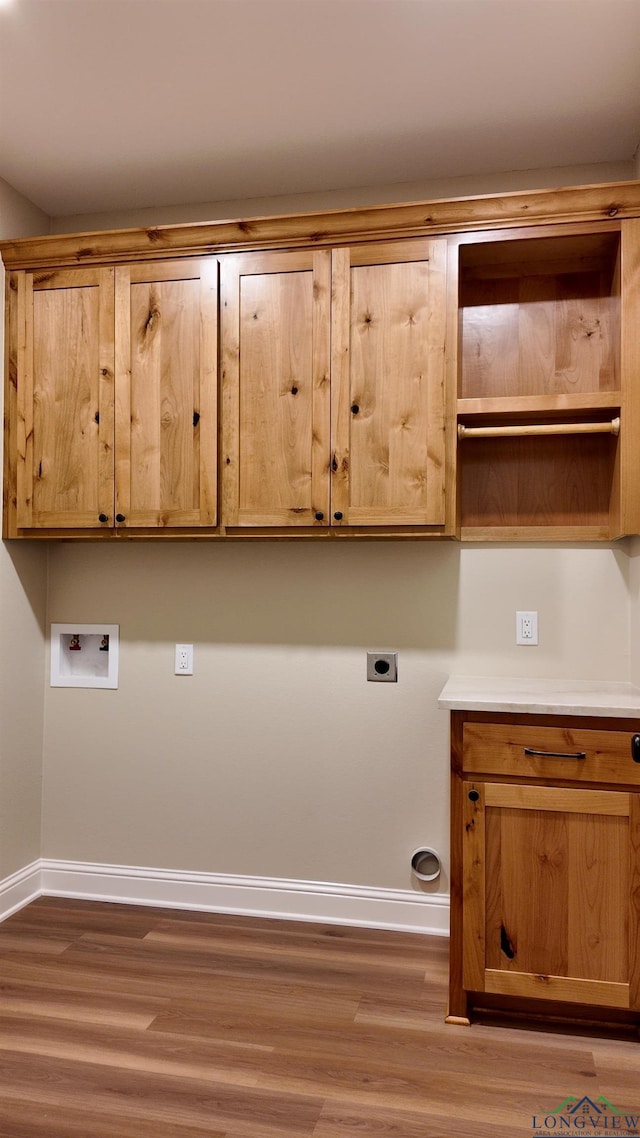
top-left (448, 711), bottom-right (640, 1030)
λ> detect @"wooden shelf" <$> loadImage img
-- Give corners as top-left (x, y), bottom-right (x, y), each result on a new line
top-left (459, 431), bottom-right (618, 535)
top-left (458, 230), bottom-right (620, 403)
top-left (457, 392), bottom-right (621, 419)
top-left (455, 226), bottom-right (627, 539)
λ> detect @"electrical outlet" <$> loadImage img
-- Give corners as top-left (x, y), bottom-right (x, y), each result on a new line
top-left (175, 644), bottom-right (194, 675)
top-left (516, 611), bottom-right (538, 646)
top-left (366, 651), bottom-right (398, 682)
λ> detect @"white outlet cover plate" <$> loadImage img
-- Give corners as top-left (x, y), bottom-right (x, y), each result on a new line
top-left (516, 611), bottom-right (539, 646)
top-left (50, 623), bottom-right (119, 688)
top-left (175, 644), bottom-right (194, 675)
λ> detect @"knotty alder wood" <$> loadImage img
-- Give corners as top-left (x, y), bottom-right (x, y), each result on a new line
top-left (454, 223), bottom-right (635, 539)
top-left (6, 182), bottom-right (640, 541)
top-left (4, 180), bottom-right (640, 270)
top-left (619, 218), bottom-right (640, 538)
top-left (451, 709), bottom-right (640, 1028)
top-left (115, 259), bottom-right (218, 528)
top-left (16, 266), bottom-right (115, 529)
top-left (463, 720), bottom-right (640, 786)
top-left (463, 780), bottom-right (636, 1006)
top-left (221, 249), bottom-right (331, 527)
top-left (9, 258), bottom-right (218, 534)
top-left (459, 432), bottom-right (618, 532)
top-left (221, 238), bottom-right (448, 530)
top-left (331, 240), bottom-right (447, 527)
top-left (1, 899), bottom-right (639, 1138)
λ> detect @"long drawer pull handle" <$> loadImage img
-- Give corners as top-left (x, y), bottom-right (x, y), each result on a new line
top-left (524, 747), bottom-right (586, 760)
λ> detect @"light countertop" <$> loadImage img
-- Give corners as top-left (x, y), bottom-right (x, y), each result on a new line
top-left (438, 676), bottom-right (640, 718)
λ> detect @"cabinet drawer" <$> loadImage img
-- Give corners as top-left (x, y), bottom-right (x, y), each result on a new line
top-left (463, 722), bottom-right (640, 785)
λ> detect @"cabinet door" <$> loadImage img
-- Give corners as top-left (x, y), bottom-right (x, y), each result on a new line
top-left (331, 239), bottom-right (447, 526)
top-left (114, 259), bottom-right (218, 528)
top-left (16, 267), bottom-right (115, 529)
top-left (463, 781), bottom-right (640, 1010)
top-left (221, 249), bottom-right (331, 527)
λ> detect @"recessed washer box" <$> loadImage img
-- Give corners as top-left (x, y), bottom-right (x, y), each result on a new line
top-left (50, 624), bottom-right (119, 689)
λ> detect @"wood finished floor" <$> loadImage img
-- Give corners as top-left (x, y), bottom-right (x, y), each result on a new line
top-left (0, 898), bottom-right (638, 1137)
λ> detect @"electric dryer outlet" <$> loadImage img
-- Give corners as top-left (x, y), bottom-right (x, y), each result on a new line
top-left (367, 651), bottom-right (398, 682)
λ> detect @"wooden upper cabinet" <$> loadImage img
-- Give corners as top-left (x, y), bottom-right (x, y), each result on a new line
top-left (16, 267), bottom-right (115, 529)
top-left (114, 260), bottom-right (218, 528)
top-left (11, 258), bottom-right (218, 534)
top-left (331, 240), bottom-right (447, 527)
top-left (220, 238), bottom-right (448, 530)
top-left (7, 183), bottom-right (640, 543)
top-left (221, 249), bottom-right (331, 527)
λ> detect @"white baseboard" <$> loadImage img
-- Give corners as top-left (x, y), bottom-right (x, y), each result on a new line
top-left (0, 861), bottom-right (41, 922)
top-left (3, 859), bottom-right (450, 935)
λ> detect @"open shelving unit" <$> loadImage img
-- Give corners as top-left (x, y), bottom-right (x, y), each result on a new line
top-left (455, 227), bottom-right (625, 540)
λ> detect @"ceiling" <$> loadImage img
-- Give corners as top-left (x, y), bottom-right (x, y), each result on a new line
top-left (1, 0), bottom-right (640, 219)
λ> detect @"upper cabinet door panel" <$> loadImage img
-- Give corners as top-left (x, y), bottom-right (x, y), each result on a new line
top-left (115, 259), bottom-right (218, 528)
top-left (221, 250), bottom-right (331, 527)
top-left (16, 267), bottom-right (115, 529)
top-left (331, 239), bottom-right (447, 526)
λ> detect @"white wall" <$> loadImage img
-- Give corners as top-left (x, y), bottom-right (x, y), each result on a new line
top-left (0, 179), bottom-right (49, 879)
top-left (42, 540), bottom-right (631, 895)
top-left (49, 161), bottom-right (634, 233)
top-left (628, 539), bottom-right (640, 687)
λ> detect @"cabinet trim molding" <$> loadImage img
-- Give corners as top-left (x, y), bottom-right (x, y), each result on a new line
top-left (3, 181), bottom-right (640, 270)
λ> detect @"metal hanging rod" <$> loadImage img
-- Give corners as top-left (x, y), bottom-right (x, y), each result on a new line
top-left (457, 417), bottom-right (620, 441)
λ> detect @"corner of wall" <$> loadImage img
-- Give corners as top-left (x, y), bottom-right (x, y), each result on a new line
top-left (0, 179), bottom-right (50, 881)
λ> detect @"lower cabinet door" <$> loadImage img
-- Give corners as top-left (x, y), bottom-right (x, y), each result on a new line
top-left (462, 781), bottom-right (640, 1010)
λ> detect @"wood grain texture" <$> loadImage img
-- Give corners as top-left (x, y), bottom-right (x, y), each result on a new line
top-left (462, 780), bottom-right (486, 992)
top-left (460, 271), bottom-right (617, 400)
top-left (115, 258), bottom-right (218, 528)
top-left (3, 180), bottom-right (640, 269)
top-left (16, 266), bottom-right (115, 529)
top-left (452, 714), bottom-right (640, 1020)
top-left (455, 729), bottom-right (639, 1016)
top-left (455, 226), bottom-right (625, 539)
top-left (459, 432), bottom-right (617, 530)
top-left (332, 239), bottom-right (447, 526)
top-left (630, 793), bottom-right (640, 1010)
top-left (221, 249), bottom-right (331, 527)
top-left (619, 218), bottom-right (640, 536)
top-left (447, 712), bottom-right (468, 1021)
top-left (1, 898), bottom-right (640, 1138)
top-left (2, 271), bottom-right (20, 538)
top-left (5, 188), bottom-right (640, 544)
top-left (462, 721), bottom-right (640, 786)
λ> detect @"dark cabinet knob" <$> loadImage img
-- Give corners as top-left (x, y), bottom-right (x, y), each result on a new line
top-left (98, 513), bottom-right (108, 524)
top-left (351, 404), bottom-right (360, 415)
top-left (333, 511), bottom-right (343, 521)
top-left (115, 513), bottom-right (126, 523)
top-left (468, 789), bottom-right (480, 802)
top-left (314, 512), bottom-right (324, 521)
top-left (632, 734), bottom-right (640, 763)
